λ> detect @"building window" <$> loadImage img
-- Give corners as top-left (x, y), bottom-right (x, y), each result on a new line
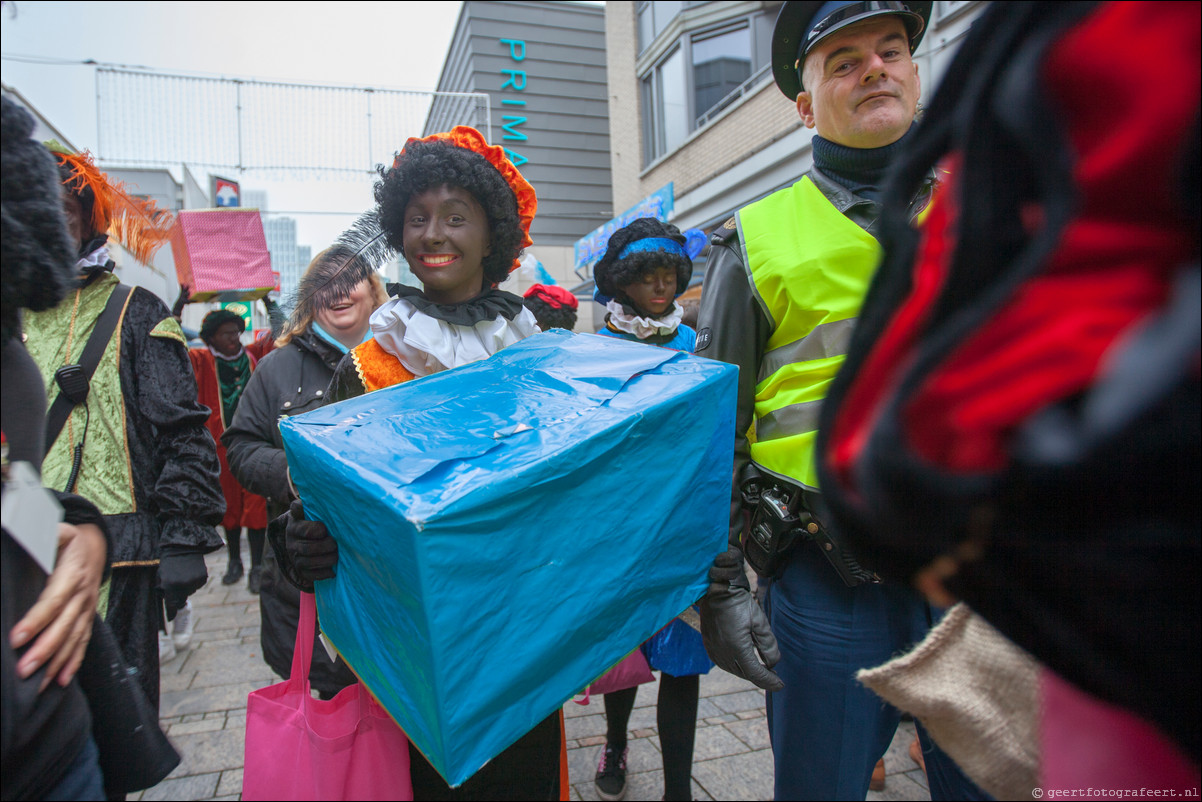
top-left (637, 3), bottom-right (654, 52)
top-left (933, 0), bottom-right (982, 26)
top-left (638, 7), bottom-right (775, 166)
top-left (691, 24), bottom-right (751, 125)
top-left (637, 1), bottom-right (683, 54)
top-left (642, 46), bottom-right (689, 163)
top-left (935, 0), bottom-right (972, 19)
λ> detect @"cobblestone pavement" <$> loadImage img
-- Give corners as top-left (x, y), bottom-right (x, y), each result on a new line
top-left (132, 544), bottom-right (930, 801)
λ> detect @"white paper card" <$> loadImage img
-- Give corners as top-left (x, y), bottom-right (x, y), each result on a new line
top-left (318, 631), bottom-right (340, 663)
top-left (1, 461), bottom-right (63, 575)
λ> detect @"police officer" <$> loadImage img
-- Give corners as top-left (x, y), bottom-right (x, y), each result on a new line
top-left (695, 2), bottom-right (988, 798)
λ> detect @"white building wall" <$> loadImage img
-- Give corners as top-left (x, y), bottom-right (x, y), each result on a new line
top-left (183, 166), bottom-right (210, 210)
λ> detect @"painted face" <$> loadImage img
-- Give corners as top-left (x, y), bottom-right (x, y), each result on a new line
top-left (621, 264), bottom-right (677, 318)
top-left (60, 189), bottom-right (86, 253)
top-left (796, 16), bottom-right (921, 149)
top-left (402, 184), bottom-right (492, 305)
top-left (314, 278), bottom-right (375, 344)
top-left (210, 320), bottom-right (243, 357)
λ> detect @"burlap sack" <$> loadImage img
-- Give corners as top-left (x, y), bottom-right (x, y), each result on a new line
top-left (857, 603), bottom-right (1040, 799)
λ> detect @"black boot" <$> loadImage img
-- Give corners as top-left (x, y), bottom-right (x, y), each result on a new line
top-left (223, 527), bottom-right (243, 585)
top-left (222, 559), bottom-right (244, 585)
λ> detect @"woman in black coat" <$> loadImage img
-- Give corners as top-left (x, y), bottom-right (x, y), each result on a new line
top-left (222, 246), bottom-right (388, 697)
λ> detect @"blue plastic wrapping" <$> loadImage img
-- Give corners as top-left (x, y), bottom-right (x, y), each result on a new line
top-left (278, 329), bottom-right (736, 787)
top-left (643, 608), bottom-right (714, 677)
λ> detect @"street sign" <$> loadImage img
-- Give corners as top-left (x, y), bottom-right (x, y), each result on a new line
top-left (212, 176), bottom-right (241, 207)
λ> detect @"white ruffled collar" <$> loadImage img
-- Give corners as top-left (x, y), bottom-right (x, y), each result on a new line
top-left (75, 245), bottom-right (110, 273)
top-left (605, 300), bottom-right (682, 340)
top-left (208, 344), bottom-right (247, 362)
top-left (369, 296), bottom-right (540, 377)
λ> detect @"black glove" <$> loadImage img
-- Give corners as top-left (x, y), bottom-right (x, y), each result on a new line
top-left (158, 550), bottom-right (207, 620)
top-left (285, 499), bottom-right (338, 587)
top-left (699, 547), bottom-right (784, 692)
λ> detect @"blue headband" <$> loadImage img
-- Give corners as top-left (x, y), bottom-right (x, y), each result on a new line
top-left (617, 237), bottom-right (687, 260)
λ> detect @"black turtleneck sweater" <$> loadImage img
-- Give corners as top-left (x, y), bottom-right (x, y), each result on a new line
top-left (811, 127), bottom-right (915, 201)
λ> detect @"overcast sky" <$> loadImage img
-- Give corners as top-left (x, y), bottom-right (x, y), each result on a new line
top-left (1, 0), bottom-right (465, 250)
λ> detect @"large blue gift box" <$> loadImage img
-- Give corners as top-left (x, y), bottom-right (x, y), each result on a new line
top-left (279, 329), bottom-right (736, 786)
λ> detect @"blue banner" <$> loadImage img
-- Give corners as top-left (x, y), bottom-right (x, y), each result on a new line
top-left (574, 183), bottom-right (675, 274)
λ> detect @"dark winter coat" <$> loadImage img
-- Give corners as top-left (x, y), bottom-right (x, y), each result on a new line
top-left (2, 338), bottom-right (112, 800)
top-left (222, 329), bottom-right (357, 695)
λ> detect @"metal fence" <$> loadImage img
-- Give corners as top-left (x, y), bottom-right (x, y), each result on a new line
top-left (96, 68), bottom-right (490, 176)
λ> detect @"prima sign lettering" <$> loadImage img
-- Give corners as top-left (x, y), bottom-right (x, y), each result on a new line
top-left (499, 38), bottom-right (529, 167)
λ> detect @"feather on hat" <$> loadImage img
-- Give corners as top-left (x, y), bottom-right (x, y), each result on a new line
top-left (46, 142), bottom-right (176, 265)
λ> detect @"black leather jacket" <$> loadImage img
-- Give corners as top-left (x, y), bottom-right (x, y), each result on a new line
top-left (695, 167), bottom-right (934, 554)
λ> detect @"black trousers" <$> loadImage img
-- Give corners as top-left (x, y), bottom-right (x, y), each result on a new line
top-left (407, 710), bottom-right (562, 800)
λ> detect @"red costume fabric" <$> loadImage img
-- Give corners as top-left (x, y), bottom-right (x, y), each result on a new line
top-left (814, 0), bottom-right (1200, 771)
top-left (523, 283), bottom-right (578, 310)
top-left (190, 333), bottom-right (274, 530)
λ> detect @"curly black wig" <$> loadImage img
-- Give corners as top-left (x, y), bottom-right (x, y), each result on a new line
top-left (374, 139), bottom-right (524, 289)
top-left (523, 297), bottom-right (578, 331)
top-left (593, 217), bottom-right (693, 303)
top-left (1, 96), bottom-right (76, 344)
top-left (199, 308), bottom-right (245, 345)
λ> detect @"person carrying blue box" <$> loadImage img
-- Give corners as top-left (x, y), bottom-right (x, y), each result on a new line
top-left (272, 126), bottom-right (566, 800)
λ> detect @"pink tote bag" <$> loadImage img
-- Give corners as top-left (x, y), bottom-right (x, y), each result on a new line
top-left (591, 648), bottom-right (654, 696)
top-left (579, 648), bottom-right (655, 703)
top-left (243, 593), bottom-right (413, 801)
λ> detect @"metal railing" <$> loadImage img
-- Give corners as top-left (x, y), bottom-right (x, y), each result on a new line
top-left (96, 67), bottom-right (490, 176)
top-left (694, 63), bottom-right (771, 129)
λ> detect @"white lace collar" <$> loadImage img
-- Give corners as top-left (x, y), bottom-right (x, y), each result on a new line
top-left (75, 245), bottom-right (110, 273)
top-left (605, 299), bottom-right (682, 340)
top-left (369, 296), bottom-right (540, 377)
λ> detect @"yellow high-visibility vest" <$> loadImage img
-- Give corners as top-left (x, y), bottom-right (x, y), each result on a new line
top-left (737, 175), bottom-right (882, 490)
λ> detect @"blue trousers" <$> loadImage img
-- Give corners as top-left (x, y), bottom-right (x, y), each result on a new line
top-left (43, 735), bottom-right (104, 801)
top-left (764, 543), bottom-right (989, 800)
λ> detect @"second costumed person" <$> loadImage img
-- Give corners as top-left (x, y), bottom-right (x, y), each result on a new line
top-left (274, 126), bottom-right (569, 800)
top-left (590, 217), bottom-right (711, 802)
top-left (188, 307), bottom-right (275, 596)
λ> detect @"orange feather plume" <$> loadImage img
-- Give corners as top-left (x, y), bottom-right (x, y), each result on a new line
top-left (50, 146), bottom-right (176, 265)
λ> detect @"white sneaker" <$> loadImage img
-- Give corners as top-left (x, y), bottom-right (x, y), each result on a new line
top-left (158, 631), bottom-right (177, 663)
top-left (172, 599), bottom-right (195, 650)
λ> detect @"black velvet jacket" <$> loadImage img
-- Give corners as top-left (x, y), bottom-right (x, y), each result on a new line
top-left (105, 273), bottom-right (226, 563)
